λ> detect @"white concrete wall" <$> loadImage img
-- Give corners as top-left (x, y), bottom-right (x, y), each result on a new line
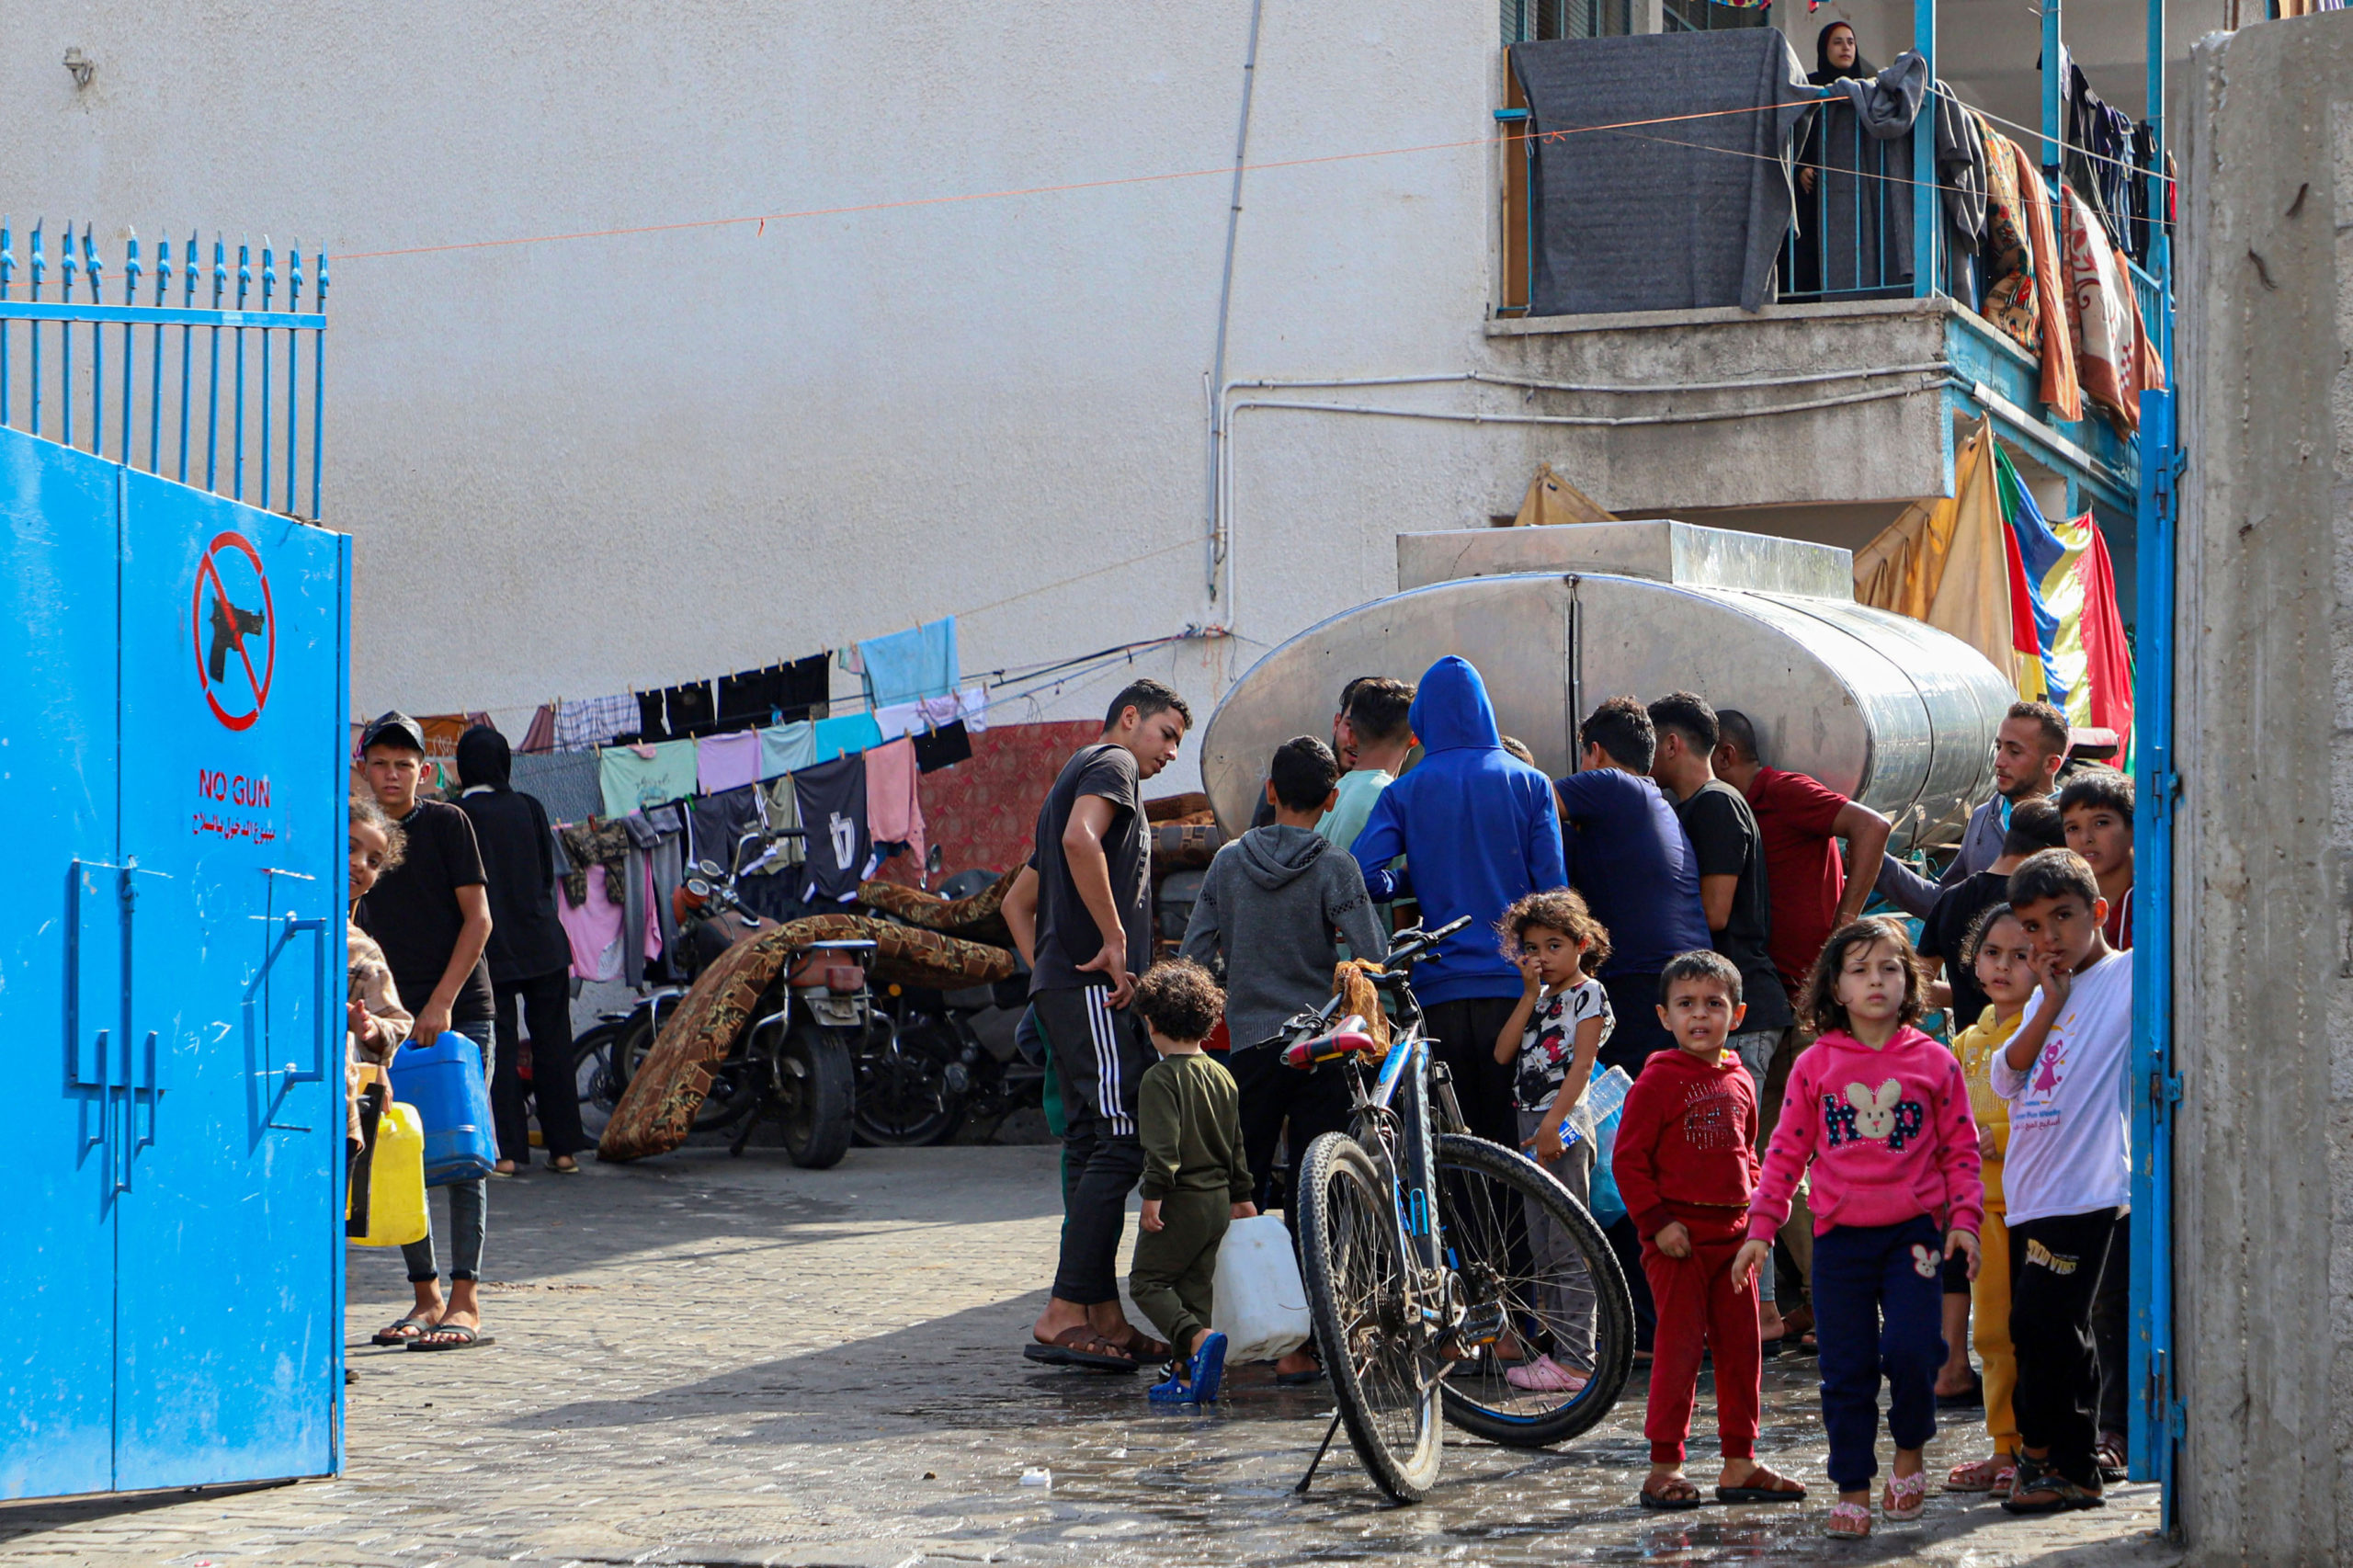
top-left (2174, 13), bottom-right (2353, 1562)
top-left (1, 0), bottom-right (2208, 797)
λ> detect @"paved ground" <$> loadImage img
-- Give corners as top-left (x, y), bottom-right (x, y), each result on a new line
top-left (3, 1145), bottom-right (2179, 1567)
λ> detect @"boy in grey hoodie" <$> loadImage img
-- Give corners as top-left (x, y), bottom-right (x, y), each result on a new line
top-left (1182, 736), bottom-right (1388, 1379)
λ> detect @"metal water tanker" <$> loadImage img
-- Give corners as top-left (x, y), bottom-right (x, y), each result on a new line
top-left (1199, 520), bottom-right (2013, 854)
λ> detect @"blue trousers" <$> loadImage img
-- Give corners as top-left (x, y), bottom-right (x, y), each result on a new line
top-left (1811, 1214), bottom-right (1947, 1491)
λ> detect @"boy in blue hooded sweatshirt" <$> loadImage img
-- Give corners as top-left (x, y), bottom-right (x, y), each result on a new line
top-left (1350, 656), bottom-right (1568, 1146)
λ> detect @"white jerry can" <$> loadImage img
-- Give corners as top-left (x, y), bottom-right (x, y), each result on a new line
top-left (1211, 1214), bottom-right (1313, 1362)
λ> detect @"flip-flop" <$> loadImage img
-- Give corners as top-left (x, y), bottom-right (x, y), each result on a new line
top-left (407, 1323), bottom-right (494, 1351)
top-left (1023, 1327), bottom-right (1142, 1373)
top-left (371, 1315), bottom-right (434, 1346)
top-left (1107, 1327), bottom-right (1172, 1362)
top-left (548, 1161), bottom-right (583, 1176)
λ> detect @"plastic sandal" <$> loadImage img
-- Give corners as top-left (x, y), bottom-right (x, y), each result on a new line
top-left (1189, 1333), bottom-right (1229, 1404)
top-left (1824, 1501), bottom-right (1871, 1538)
top-left (407, 1322), bottom-right (495, 1351)
top-left (371, 1315), bottom-right (433, 1346)
top-left (1639, 1476), bottom-right (1704, 1511)
top-left (1505, 1353), bottom-right (1590, 1392)
top-left (1146, 1365), bottom-right (1197, 1404)
top-left (1882, 1471), bottom-right (1928, 1519)
top-left (1945, 1457), bottom-right (2009, 1493)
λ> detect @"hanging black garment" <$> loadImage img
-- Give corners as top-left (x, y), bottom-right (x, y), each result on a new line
top-left (794, 754), bottom-right (870, 903)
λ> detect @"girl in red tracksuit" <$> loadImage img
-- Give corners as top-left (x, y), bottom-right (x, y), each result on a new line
top-left (1736, 918), bottom-right (1984, 1540)
top-left (1613, 950), bottom-right (1808, 1512)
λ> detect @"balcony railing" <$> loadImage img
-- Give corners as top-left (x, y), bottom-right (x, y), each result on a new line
top-left (1779, 99), bottom-right (1915, 302)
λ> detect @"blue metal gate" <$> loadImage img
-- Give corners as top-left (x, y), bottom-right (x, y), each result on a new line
top-left (3, 222), bottom-right (347, 1499)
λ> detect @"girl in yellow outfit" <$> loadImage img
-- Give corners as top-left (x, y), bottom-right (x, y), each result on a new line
top-left (1945, 903), bottom-right (2038, 1494)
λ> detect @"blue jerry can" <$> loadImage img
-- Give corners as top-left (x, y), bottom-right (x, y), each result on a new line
top-left (393, 1032), bottom-right (499, 1186)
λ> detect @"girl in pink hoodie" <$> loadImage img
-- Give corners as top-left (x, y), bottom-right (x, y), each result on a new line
top-left (1734, 919), bottom-right (1984, 1540)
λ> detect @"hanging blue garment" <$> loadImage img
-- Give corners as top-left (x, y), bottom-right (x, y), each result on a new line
top-left (810, 711), bottom-right (884, 765)
top-left (858, 618), bottom-right (960, 708)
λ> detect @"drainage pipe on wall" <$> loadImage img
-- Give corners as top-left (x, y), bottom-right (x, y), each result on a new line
top-left (1203, 0), bottom-right (1267, 605)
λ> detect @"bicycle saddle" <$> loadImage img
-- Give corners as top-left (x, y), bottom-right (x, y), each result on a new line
top-left (1282, 1015), bottom-right (1379, 1069)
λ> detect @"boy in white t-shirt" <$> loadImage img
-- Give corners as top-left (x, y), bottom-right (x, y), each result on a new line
top-left (1990, 849), bottom-right (2133, 1515)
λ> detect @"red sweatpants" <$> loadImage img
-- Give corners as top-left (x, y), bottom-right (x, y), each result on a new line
top-left (1640, 1207), bottom-right (1762, 1466)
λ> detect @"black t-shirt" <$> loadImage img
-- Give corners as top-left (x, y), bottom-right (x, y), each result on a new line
top-left (1677, 778), bottom-right (1792, 1030)
top-left (455, 787), bottom-right (573, 983)
top-left (794, 755), bottom-right (870, 903)
top-left (1919, 868), bottom-right (2009, 1031)
top-left (1029, 743), bottom-right (1151, 994)
top-left (356, 799), bottom-right (494, 1024)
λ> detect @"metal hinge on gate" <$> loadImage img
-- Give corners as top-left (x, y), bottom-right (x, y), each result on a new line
top-left (2144, 743), bottom-right (2184, 827)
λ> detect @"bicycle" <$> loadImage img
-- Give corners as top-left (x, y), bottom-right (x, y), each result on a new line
top-left (1284, 916), bottom-right (1636, 1504)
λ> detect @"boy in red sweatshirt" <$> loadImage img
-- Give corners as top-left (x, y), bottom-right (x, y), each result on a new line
top-left (1613, 949), bottom-right (1808, 1510)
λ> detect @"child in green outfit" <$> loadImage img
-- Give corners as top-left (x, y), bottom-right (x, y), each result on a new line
top-left (1128, 959), bottom-right (1258, 1405)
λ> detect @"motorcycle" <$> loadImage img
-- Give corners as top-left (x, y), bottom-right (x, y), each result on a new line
top-left (602, 832), bottom-right (860, 1168)
top-left (856, 971), bottom-right (1043, 1147)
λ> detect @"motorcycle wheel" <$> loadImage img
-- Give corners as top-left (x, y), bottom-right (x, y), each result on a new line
top-left (571, 1022), bottom-right (626, 1142)
top-left (614, 1007), bottom-right (760, 1134)
top-left (758, 1026), bottom-right (854, 1168)
top-left (851, 1016), bottom-right (970, 1148)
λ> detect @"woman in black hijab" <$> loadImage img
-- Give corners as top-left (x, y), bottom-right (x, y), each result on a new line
top-left (1800, 21), bottom-right (1877, 196)
top-left (455, 724), bottom-right (589, 1174)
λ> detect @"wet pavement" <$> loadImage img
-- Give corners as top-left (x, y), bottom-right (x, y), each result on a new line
top-left (1, 1145), bottom-right (2178, 1567)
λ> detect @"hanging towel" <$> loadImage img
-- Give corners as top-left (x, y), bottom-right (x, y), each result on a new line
top-left (2011, 142), bottom-right (2085, 423)
top-left (697, 729), bottom-right (762, 796)
top-left (796, 755), bottom-right (872, 903)
top-left (858, 618), bottom-right (960, 708)
top-left (913, 720), bottom-right (973, 774)
top-left (519, 704), bottom-right (557, 755)
top-left (865, 737), bottom-right (927, 871)
top-left (2059, 186), bottom-right (2147, 433)
top-left (758, 720), bottom-right (817, 780)
top-left (812, 711), bottom-right (885, 765)
top-left (555, 693), bottom-right (638, 750)
top-left (510, 750), bottom-right (603, 826)
top-left (874, 701), bottom-right (926, 740)
top-left (598, 740), bottom-right (699, 819)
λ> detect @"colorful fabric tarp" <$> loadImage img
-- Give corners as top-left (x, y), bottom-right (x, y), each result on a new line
top-left (1853, 420), bottom-right (2015, 679)
top-left (2060, 185), bottom-right (2155, 432)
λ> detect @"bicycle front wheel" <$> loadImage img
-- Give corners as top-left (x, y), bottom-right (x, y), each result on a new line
top-left (1295, 1131), bottom-right (1445, 1503)
top-left (1433, 1132), bottom-right (1634, 1448)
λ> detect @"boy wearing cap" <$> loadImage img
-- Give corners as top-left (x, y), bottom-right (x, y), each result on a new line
top-left (355, 710), bottom-right (500, 1352)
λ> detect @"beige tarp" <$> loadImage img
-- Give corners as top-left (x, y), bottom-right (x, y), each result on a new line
top-left (1511, 463), bottom-right (1617, 527)
top-left (1853, 418), bottom-right (2014, 676)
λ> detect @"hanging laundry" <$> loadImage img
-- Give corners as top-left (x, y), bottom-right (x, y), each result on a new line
top-left (778, 653), bottom-right (831, 722)
top-left (913, 720), bottom-right (973, 774)
top-left (957, 685), bottom-right (989, 733)
top-left (688, 785), bottom-right (768, 873)
top-left (812, 711), bottom-right (885, 766)
top-left (559, 820), bottom-right (631, 909)
top-left (597, 739), bottom-right (699, 819)
top-left (795, 754), bottom-right (872, 903)
top-left (510, 749), bottom-right (604, 826)
top-left (858, 618), bottom-right (960, 709)
top-left (716, 665), bottom-right (790, 730)
top-left (620, 804), bottom-right (688, 972)
top-left (2060, 186), bottom-right (2152, 433)
top-left (556, 857), bottom-right (625, 982)
top-left (555, 693), bottom-right (638, 751)
top-left (519, 704), bottom-right (556, 755)
top-left (661, 679), bottom-right (719, 739)
top-left (2010, 142), bottom-right (2085, 423)
top-left (1976, 124), bottom-right (2040, 355)
top-left (1993, 445), bottom-right (2070, 706)
top-left (866, 737), bottom-right (927, 872)
top-left (873, 701), bottom-right (926, 740)
top-left (758, 719), bottom-right (817, 780)
top-left (697, 729), bottom-right (762, 796)
top-left (760, 776), bottom-right (809, 868)
top-left (634, 690), bottom-right (670, 743)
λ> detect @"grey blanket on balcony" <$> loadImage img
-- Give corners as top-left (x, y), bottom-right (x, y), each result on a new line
top-left (1509, 31), bottom-right (1817, 315)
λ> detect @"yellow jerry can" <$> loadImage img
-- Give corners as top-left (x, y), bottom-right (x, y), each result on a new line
top-left (354, 1102), bottom-right (429, 1248)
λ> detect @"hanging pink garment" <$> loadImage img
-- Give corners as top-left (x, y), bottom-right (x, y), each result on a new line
top-left (865, 737), bottom-right (926, 871)
top-left (558, 869), bottom-right (625, 982)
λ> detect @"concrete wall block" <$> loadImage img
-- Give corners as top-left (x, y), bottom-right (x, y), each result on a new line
top-left (2177, 14), bottom-right (2353, 1563)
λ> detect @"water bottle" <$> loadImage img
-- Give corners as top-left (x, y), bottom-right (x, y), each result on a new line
top-left (1582, 1063), bottom-right (1634, 1125)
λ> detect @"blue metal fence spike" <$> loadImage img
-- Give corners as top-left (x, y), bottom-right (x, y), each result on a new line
top-left (206, 235), bottom-right (224, 491)
top-left (28, 223), bottom-right (44, 437)
top-left (60, 224), bottom-right (75, 451)
top-left (259, 238), bottom-right (274, 509)
top-left (149, 229), bottom-right (166, 472)
top-left (121, 231), bottom-right (140, 462)
top-left (179, 231), bottom-right (196, 482)
top-left (233, 240), bottom-right (250, 499)
top-left (85, 225), bottom-right (104, 456)
top-left (311, 248), bottom-right (327, 518)
top-left (285, 239), bottom-right (301, 511)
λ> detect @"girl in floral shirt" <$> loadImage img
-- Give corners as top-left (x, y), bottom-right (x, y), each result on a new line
top-left (1492, 889), bottom-right (1615, 1392)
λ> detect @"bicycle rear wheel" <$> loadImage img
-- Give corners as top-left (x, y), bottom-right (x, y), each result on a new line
top-left (1295, 1131), bottom-right (1444, 1503)
top-left (1432, 1132), bottom-right (1633, 1448)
